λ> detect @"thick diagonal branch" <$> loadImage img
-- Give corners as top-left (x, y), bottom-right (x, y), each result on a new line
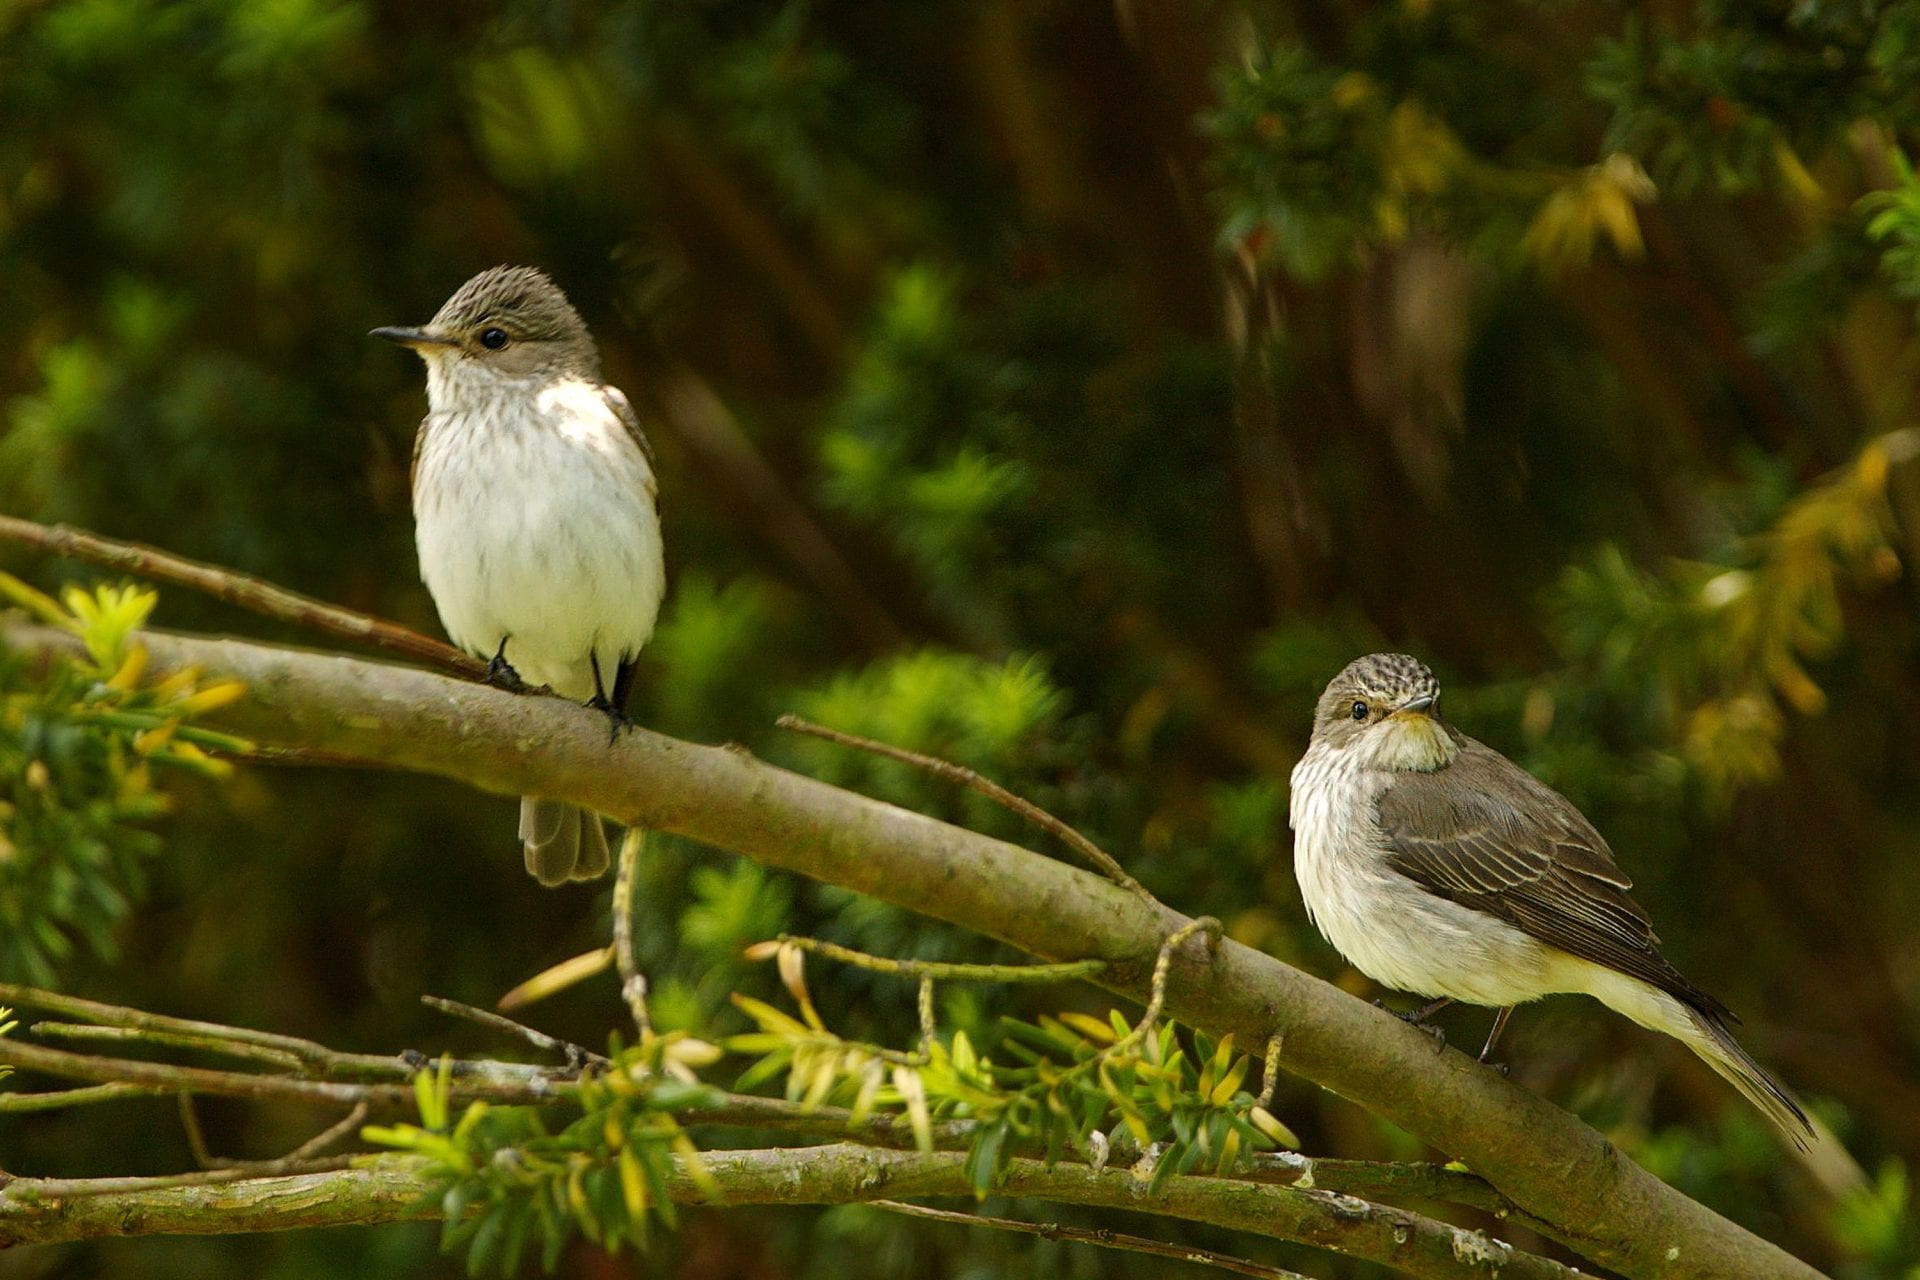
top-left (0, 621), bottom-right (1828, 1280)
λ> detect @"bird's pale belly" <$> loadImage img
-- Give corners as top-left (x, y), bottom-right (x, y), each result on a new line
top-left (414, 411), bottom-right (664, 701)
top-left (1289, 749), bottom-right (1567, 1008)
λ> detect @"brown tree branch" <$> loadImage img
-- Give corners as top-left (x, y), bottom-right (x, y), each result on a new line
top-left (611, 826), bottom-right (654, 1037)
top-left (2, 987), bottom-right (1538, 1238)
top-left (419, 995), bottom-right (606, 1070)
top-left (0, 1145), bottom-right (1584, 1279)
top-left (1, 1029), bottom-right (1559, 1272)
top-left (777, 713), bottom-right (1154, 900)
top-left (0, 515), bottom-right (482, 679)
top-left (0, 621), bottom-right (1830, 1280)
top-left (0, 1082), bottom-right (168, 1113)
top-left (0, 995), bottom-right (981, 1152)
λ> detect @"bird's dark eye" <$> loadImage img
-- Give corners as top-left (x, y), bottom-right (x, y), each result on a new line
top-left (478, 327), bottom-right (510, 350)
top-left (1350, 700), bottom-right (1368, 722)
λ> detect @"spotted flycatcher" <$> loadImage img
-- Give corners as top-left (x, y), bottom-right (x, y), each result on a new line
top-left (374, 266), bottom-right (665, 886)
top-left (1289, 653), bottom-right (1813, 1147)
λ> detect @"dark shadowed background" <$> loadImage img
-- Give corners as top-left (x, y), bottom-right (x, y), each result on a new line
top-left (3, 1), bottom-right (1919, 1276)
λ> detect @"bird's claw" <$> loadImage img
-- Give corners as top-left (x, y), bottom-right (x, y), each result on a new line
top-left (485, 648), bottom-right (529, 694)
top-left (587, 694), bottom-right (634, 744)
top-left (1377, 998), bottom-right (1450, 1054)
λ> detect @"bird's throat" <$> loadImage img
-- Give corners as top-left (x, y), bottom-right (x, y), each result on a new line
top-left (1372, 716), bottom-right (1458, 772)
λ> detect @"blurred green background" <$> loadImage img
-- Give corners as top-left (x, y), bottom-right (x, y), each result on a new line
top-left (4, 0), bottom-right (1920, 1276)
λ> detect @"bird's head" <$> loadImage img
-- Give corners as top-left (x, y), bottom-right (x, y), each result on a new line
top-left (372, 266), bottom-right (599, 408)
top-left (1309, 652), bottom-right (1459, 772)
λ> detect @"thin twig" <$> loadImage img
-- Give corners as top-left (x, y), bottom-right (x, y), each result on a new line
top-left (0, 514), bottom-right (483, 679)
top-left (917, 975), bottom-right (936, 1056)
top-left (178, 1092), bottom-right (228, 1169)
top-left (753, 919), bottom-right (1223, 1116)
top-left (0, 984), bottom-right (345, 1071)
top-left (34, 1022), bottom-right (308, 1073)
top-left (0, 1002), bottom-right (983, 1152)
top-left (0, 987), bottom-right (543, 1088)
top-left (870, 1200), bottom-right (1316, 1280)
top-left (1259, 1033), bottom-right (1283, 1107)
top-left (0, 1038), bottom-right (534, 1110)
top-left (747, 934), bottom-right (1107, 1068)
top-left (132, 1101), bottom-right (371, 1195)
top-left (759, 935), bottom-right (1106, 984)
top-left (776, 714), bottom-right (1155, 902)
top-left (0, 1082), bottom-right (167, 1112)
top-left (420, 996), bottom-right (607, 1071)
top-left (174, 1095), bottom-right (369, 1171)
top-left (7, 1156), bottom-right (357, 1200)
top-left (612, 826), bottom-right (652, 1038)
top-left (287, 1103), bottom-right (370, 1161)
top-left (1110, 917), bottom-right (1221, 1057)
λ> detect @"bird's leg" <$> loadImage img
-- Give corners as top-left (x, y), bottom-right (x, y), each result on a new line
top-left (1376, 995), bottom-right (1451, 1053)
top-left (611, 656), bottom-right (639, 713)
top-left (484, 637), bottom-right (530, 693)
top-left (586, 652), bottom-right (635, 743)
top-left (1477, 1006), bottom-right (1514, 1075)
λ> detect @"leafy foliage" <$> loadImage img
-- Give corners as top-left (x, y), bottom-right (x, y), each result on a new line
top-left (1544, 433), bottom-right (1912, 796)
top-left (1827, 1160), bottom-right (1920, 1272)
top-left (1207, 20), bottom-right (1651, 280)
top-left (1862, 147), bottom-right (1920, 300)
top-left (1589, 6), bottom-right (1920, 196)
top-left (364, 942), bottom-right (1299, 1279)
top-left (726, 941), bottom-right (1295, 1198)
top-left (0, 578), bottom-right (244, 982)
top-left (364, 1037), bottom-right (724, 1276)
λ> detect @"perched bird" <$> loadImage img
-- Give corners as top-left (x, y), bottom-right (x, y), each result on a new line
top-left (1288, 652), bottom-right (1813, 1147)
top-left (374, 266), bottom-right (664, 886)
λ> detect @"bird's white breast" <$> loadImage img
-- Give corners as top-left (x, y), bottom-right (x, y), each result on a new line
top-left (1288, 743), bottom-right (1568, 1007)
top-left (412, 376), bottom-right (664, 701)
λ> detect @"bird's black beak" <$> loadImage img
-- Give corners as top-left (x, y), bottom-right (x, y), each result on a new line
top-left (1397, 694), bottom-right (1436, 716)
top-left (370, 325), bottom-right (456, 350)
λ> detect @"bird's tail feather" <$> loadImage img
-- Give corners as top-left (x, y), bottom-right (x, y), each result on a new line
top-left (1587, 968), bottom-right (1815, 1150)
top-left (519, 797), bottom-right (611, 886)
top-left (1680, 1006), bottom-right (1814, 1151)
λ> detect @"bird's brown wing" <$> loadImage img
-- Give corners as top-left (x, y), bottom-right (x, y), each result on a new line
top-left (1374, 738), bottom-right (1729, 1019)
top-left (601, 384), bottom-right (659, 492)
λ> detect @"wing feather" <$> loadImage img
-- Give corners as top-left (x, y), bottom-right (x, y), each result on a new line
top-left (600, 383), bottom-right (658, 495)
top-left (1375, 738), bottom-right (1730, 1020)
